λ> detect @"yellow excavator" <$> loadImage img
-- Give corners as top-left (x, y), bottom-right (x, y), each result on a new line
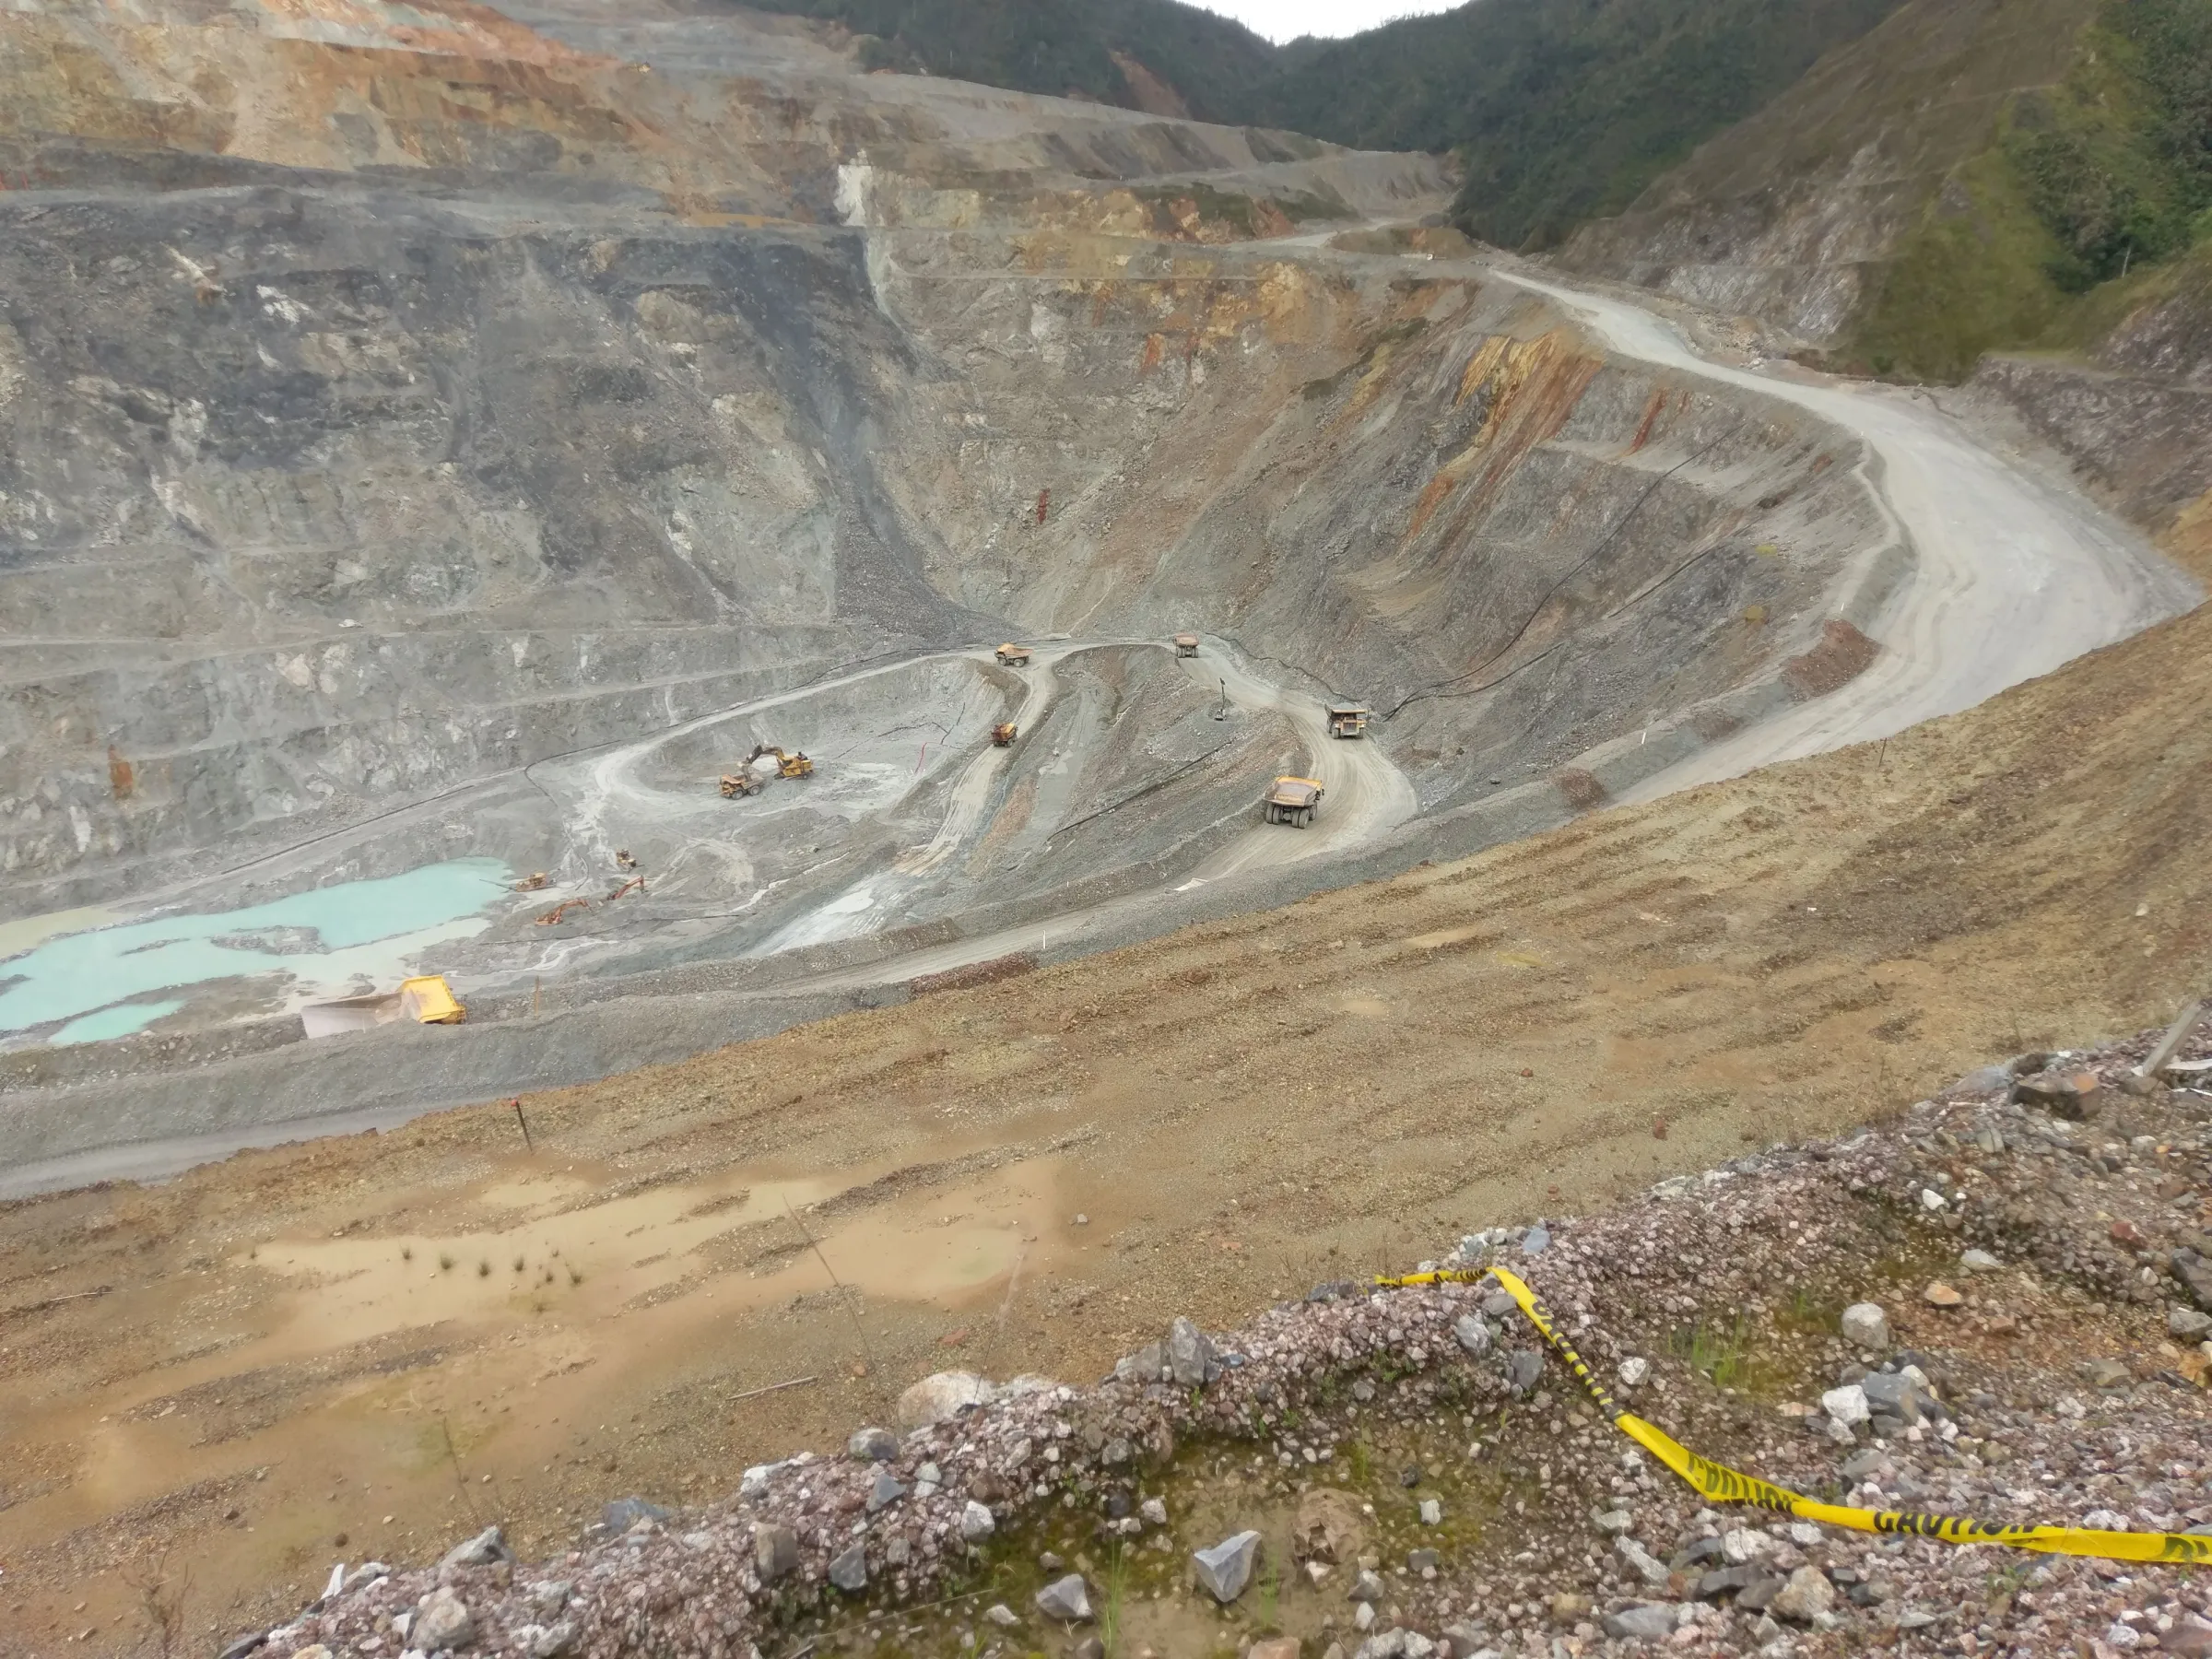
top-left (721, 744), bottom-right (814, 797)
top-left (749, 743), bottom-right (814, 779)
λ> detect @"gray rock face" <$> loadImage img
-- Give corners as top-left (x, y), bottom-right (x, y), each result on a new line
top-left (524, 1582), bottom-right (571, 1618)
top-left (1191, 1530), bottom-right (1262, 1603)
top-left (439, 1526), bottom-right (514, 1571)
top-left (1771, 1564), bottom-right (1838, 1622)
top-left (1035, 1573), bottom-right (1094, 1623)
top-left (340, 1563), bottom-right (392, 1594)
top-left (960, 1499), bottom-right (996, 1542)
top-left (1858, 1371), bottom-right (1925, 1423)
top-left (1348, 1569), bottom-right (1386, 1602)
top-left (848, 1426), bottom-right (899, 1461)
top-left (1616, 1535), bottom-right (1670, 1587)
top-left (1113, 1341), bottom-right (1167, 1382)
top-left (1453, 1312), bottom-right (1493, 1357)
top-left (828, 1542), bottom-right (867, 1593)
top-left (1840, 1302), bottom-right (1890, 1349)
top-left (1521, 1224), bottom-right (1551, 1255)
top-left (1959, 1248), bottom-right (2003, 1272)
top-left (1166, 1316), bottom-right (1216, 1386)
top-left (1602, 1603), bottom-right (1677, 1640)
top-left (866, 1469), bottom-right (906, 1512)
top-left (1503, 1349), bottom-right (1545, 1392)
top-left (2171, 1305), bottom-right (2212, 1338)
top-left (753, 1523), bottom-right (799, 1582)
top-left (528, 1620), bottom-right (580, 1658)
top-left (414, 1586), bottom-right (476, 1651)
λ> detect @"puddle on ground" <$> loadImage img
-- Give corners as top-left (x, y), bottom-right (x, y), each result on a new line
top-left (0, 858), bottom-right (514, 1043)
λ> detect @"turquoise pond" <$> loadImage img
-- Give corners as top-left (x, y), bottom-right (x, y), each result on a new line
top-left (0, 859), bottom-right (514, 1043)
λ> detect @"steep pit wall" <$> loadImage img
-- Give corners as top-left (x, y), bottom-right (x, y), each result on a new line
top-left (867, 235), bottom-right (1887, 813)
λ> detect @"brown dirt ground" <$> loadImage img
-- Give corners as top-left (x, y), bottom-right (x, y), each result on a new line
top-left (3, 596), bottom-right (2208, 1654)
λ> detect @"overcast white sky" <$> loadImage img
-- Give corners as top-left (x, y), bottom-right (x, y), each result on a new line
top-left (1194, 1), bottom-right (1466, 43)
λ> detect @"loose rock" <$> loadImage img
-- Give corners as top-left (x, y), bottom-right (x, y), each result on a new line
top-left (414, 1586), bottom-right (476, 1651)
top-left (1840, 1302), bottom-right (1890, 1348)
top-left (1192, 1530), bottom-right (1262, 1603)
top-left (1770, 1565), bottom-right (1837, 1623)
top-left (847, 1426), bottom-right (898, 1461)
top-left (1035, 1573), bottom-right (1093, 1623)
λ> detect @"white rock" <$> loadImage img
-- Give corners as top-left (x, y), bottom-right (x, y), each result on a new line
top-left (1140, 1497), bottom-right (1168, 1526)
top-left (1820, 1384), bottom-right (1870, 1425)
top-left (960, 1500), bottom-right (996, 1542)
top-left (983, 1604), bottom-right (1018, 1628)
top-left (1721, 1527), bottom-right (1771, 1564)
top-left (1840, 1303), bottom-right (1890, 1349)
top-left (1615, 1535), bottom-right (1670, 1587)
top-left (1618, 1356), bottom-right (1650, 1387)
top-left (1418, 1497), bottom-right (1442, 1525)
top-left (898, 1371), bottom-right (994, 1429)
top-left (1771, 1565), bottom-right (1837, 1623)
top-left (413, 1587), bottom-right (475, 1652)
top-left (1453, 1313), bottom-right (1493, 1358)
top-left (1959, 1248), bottom-right (2003, 1273)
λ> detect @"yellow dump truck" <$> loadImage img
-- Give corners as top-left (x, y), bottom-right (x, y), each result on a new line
top-left (1264, 776), bottom-right (1324, 827)
top-left (994, 643), bottom-right (1033, 666)
top-left (992, 722), bottom-right (1018, 747)
top-left (1173, 632), bottom-right (1200, 658)
top-left (1327, 703), bottom-right (1371, 739)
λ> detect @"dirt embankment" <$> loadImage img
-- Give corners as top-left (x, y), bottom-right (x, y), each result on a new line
top-left (3, 586), bottom-right (2208, 1645)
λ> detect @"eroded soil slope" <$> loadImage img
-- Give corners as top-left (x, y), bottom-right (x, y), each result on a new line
top-left (3, 574), bottom-right (2206, 1644)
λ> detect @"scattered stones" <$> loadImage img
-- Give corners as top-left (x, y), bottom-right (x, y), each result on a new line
top-left (1035, 1573), bottom-right (1093, 1623)
top-left (1840, 1302), bottom-right (1890, 1349)
top-left (959, 1500), bottom-right (996, 1542)
top-left (1249, 1639), bottom-right (1301, 1659)
top-left (527, 1621), bottom-right (578, 1657)
top-left (1503, 1350), bottom-right (1544, 1392)
top-left (2163, 1618), bottom-right (2212, 1658)
top-left (1959, 1247), bottom-right (2003, 1273)
top-left (1592, 1507), bottom-right (1632, 1535)
top-left (1406, 1547), bottom-right (1439, 1574)
top-left (414, 1586), bottom-right (476, 1652)
top-left (896, 1371), bottom-right (994, 1430)
top-left (1348, 1569), bottom-right (1385, 1603)
top-left (2083, 1357), bottom-right (2133, 1389)
top-left (1923, 1280), bottom-right (1962, 1307)
top-left (827, 1542), bottom-right (866, 1593)
top-left (847, 1426), bottom-right (898, 1461)
top-left (753, 1524), bottom-right (798, 1583)
top-left (1192, 1530), bottom-right (1262, 1603)
top-left (1770, 1565), bottom-right (1837, 1623)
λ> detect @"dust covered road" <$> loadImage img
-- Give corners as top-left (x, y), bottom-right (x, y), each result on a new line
top-left (1489, 270), bottom-right (2202, 797)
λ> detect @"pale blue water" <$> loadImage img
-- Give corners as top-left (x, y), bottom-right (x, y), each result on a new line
top-left (0, 859), bottom-right (513, 1042)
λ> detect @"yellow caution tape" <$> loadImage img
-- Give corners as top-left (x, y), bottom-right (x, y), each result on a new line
top-left (1371, 1266), bottom-right (2212, 1565)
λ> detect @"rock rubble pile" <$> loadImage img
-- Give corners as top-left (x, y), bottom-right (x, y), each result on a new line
top-left (241, 1019), bottom-right (2212, 1659)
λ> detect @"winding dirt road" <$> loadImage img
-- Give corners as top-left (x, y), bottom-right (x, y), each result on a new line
top-left (1488, 271), bottom-right (2201, 799)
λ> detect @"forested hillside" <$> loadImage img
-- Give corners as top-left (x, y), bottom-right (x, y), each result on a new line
top-left (747, 0), bottom-right (1909, 248)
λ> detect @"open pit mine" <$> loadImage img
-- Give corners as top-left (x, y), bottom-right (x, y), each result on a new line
top-left (0, 0), bottom-right (2191, 1196)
